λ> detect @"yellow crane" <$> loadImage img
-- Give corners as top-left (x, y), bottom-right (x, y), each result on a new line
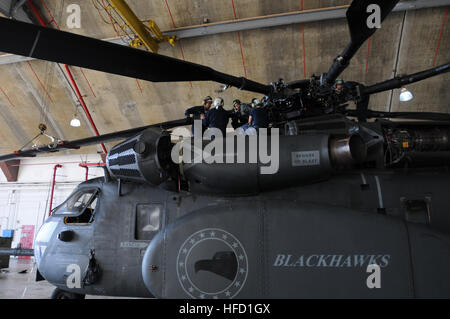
top-left (106, 0), bottom-right (177, 53)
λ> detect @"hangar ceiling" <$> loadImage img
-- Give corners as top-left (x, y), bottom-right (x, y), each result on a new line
top-left (0, 0), bottom-right (449, 157)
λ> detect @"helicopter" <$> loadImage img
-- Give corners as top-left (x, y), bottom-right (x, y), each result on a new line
top-left (0, 0), bottom-right (450, 299)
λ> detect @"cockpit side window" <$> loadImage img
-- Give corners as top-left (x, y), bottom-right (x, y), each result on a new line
top-left (53, 188), bottom-right (99, 225)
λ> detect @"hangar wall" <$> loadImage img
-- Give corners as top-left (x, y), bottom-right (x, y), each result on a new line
top-left (0, 154), bottom-right (104, 250)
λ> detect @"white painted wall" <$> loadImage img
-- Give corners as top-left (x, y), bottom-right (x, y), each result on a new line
top-left (0, 168), bottom-right (6, 182)
top-left (0, 154), bottom-right (104, 249)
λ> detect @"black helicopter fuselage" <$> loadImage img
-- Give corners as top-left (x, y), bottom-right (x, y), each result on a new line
top-left (34, 166), bottom-right (450, 298)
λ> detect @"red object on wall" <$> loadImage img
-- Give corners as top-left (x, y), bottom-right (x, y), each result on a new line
top-left (48, 164), bottom-right (62, 216)
top-left (19, 225), bottom-right (35, 260)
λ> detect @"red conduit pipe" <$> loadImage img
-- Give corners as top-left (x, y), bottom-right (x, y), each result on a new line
top-left (7, 161), bottom-right (105, 167)
top-left (48, 164), bottom-right (62, 216)
top-left (80, 162), bottom-right (108, 181)
top-left (365, 38), bottom-right (371, 73)
top-left (26, 60), bottom-right (54, 103)
top-left (27, 0), bottom-right (46, 26)
top-left (27, 0), bottom-right (108, 158)
top-left (82, 165), bottom-right (89, 181)
top-left (64, 65), bottom-right (108, 156)
top-left (79, 162), bottom-right (106, 167)
top-left (300, 0), bottom-right (307, 78)
top-left (433, 7), bottom-right (448, 67)
top-left (0, 87), bottom-right (15, 107)
top-left (231, 0), bottom-right (248, 78)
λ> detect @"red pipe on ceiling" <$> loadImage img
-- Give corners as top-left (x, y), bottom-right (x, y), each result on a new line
top-left (26, 0), bottom-right (46, 25)
top-left (433, 7), bottom-right (448, 66)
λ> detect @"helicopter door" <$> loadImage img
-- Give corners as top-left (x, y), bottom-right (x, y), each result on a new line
top-left (115, 203), bottom-right (163, 297)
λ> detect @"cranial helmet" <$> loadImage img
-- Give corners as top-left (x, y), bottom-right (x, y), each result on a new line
top-left (252, 98), bottom-right (262, 106)
top-left (213, 97), bottom-right (224, 108)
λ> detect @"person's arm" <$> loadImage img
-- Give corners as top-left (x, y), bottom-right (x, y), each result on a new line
top-left (248, 108), bottom-right (254, 125)
top-left (185, 106), bottom-right (195, 117)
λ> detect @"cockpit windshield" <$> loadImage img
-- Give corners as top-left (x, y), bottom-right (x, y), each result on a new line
top-left (53, 188), bottom-right (98, 217)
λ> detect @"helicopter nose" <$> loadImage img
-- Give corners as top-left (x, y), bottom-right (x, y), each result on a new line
top-left (34, 220), bottom-right (58, 267)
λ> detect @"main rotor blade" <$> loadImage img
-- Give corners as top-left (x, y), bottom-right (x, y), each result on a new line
top-left (347, 0), bottom-right (399, 49)
top-left (363, 63), bottom-right (450, 95)
top-left (0, 17), bottom-right (271, 95)
top-left (324, 0), bottom-right (399, 85)
top-left (0, 118), bottom-right (192, 163)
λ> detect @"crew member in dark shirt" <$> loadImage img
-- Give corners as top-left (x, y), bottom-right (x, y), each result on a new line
top-left (248, 98), bottom-right (269, 130)
top-left (205, 97), bottom-right (229, 137)
top-left (184, 96), bottom-right (212, 134)
top-left (230, 99), bottom-right (251, 129)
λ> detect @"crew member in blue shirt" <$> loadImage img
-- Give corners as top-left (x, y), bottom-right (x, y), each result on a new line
top-left (184, 96), bottom-right (212, 134)
top-left (248, 98), bottom-right (269, 130)
top-left (205, 97), bottom-right (229, 137)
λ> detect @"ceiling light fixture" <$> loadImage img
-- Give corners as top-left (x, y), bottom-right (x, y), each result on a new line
top-left (70, 114), bottom-right (81, 127)
top-left (399, 87), bottom-right (413, 102)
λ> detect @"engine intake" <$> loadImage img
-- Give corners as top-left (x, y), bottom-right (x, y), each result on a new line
top-left (106, 128), bottom-right (172, 185)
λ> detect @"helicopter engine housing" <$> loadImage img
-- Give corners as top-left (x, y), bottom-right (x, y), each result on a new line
top-left (183, 134), bottom-right (366, 195)
top-left (106, 128), bottom-right (173, 185)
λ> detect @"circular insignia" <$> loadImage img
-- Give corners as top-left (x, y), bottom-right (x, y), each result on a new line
top-left (176, 228), bottom-right (248, 299)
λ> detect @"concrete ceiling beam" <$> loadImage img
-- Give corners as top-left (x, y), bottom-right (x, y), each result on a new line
top-left (162, 0), bottom-right (450, 38)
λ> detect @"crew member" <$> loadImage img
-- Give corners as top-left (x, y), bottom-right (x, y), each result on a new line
top-left (205, 97), bottom-right (229, 137)
top-left (335, 79), bottom-right (344, 93)
top-left (230, 99), bottom-right (251, 129)
top-left (248, 98), bottom-right (269, 130)
top-left (184, 96), bottom-right (212, 134)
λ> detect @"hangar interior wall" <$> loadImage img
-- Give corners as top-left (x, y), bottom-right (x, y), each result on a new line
top-left (0, 154), bottom-right (104, 250)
